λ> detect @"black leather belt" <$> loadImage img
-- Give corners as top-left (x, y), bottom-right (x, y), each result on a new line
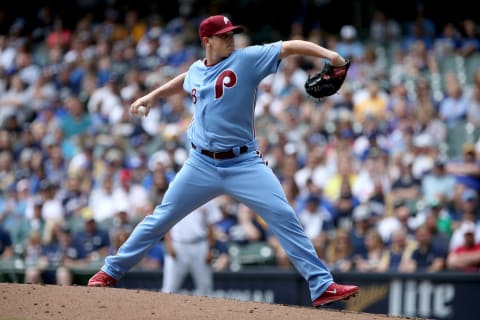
top-left (191, 143), bottom-right (248, 160)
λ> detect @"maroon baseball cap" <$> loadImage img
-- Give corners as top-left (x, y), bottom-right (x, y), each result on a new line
top-left (199, 15), bottom-right (244, 39)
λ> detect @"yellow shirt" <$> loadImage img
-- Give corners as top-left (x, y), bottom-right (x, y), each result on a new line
top-left (324, 174), bottom-right (357, 202)
top-left (354, 96), bottom-right (388, 122)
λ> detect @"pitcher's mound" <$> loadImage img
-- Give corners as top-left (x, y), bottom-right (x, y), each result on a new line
top-left (0, 283), bottom-right (412, 320)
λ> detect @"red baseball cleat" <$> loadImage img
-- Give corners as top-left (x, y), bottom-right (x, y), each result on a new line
top-left (312, 282), bottom-right (360, 307)
top-left (88, 270), bottom-right (118, 287)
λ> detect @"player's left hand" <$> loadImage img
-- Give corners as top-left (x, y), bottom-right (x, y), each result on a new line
top-left (304, 59), bottom-right (350, 99)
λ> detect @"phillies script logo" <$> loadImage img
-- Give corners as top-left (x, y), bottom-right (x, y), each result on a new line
top-left (215, 70), bottom-right (237, 99)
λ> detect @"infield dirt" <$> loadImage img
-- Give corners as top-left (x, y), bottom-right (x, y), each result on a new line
top-left (0, 282), bottom-right (420, 320)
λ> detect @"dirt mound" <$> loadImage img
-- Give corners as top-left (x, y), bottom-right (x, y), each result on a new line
top-left (0, 283), bottom-right (412, 320)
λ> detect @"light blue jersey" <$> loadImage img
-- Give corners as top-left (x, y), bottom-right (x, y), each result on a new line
top-left (184, 42), bottom-right (281, 151)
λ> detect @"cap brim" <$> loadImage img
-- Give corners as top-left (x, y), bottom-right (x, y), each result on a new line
top-left (213, 25), bottom-right (244, 36)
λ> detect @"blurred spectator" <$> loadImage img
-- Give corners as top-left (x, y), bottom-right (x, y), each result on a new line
top-left (324, 228), bottom-right (353, 272)
top-left (0, 180), bottom-right (30, 247)
top-left (465, 70), bottom-right (480, 127)
top-left (390, 152), bottom-right (422, 206)
top-left (438, 72), bottom-right (468, 127)
top-left (72, 218), bottom-right (110, 264)
top-left (368, 9), bottom-right (402, 45)
top-left (449, 191), bottom-right (480, 251)
top-left (42, 136), bottom-right (68, 182)
top-left (403, 2), bottom-right (435, 51)
top-left (422, 157), bottom-right (457, 204)
top-left (24, 223), bottom-right (86, 285)
top-left (298, 194), bottom-right (333, 258)
top-left (88, 174), bottom-right (121, 224)
top-left (0, 74), bottom-right (29, 124)
top-left (352, 228), bottom-right (387, 272)
top-left (401, 224), bottom-right (446, 272)
top-left (423, 206), bottom-right (451, 257)
top-left (0, 225), bottom-right (13, 260)
top-left (46, 17), bottom-right (72, 50)
top-left (336, 25), bottom-right (365, 63)
top-left (331, 180), bottom-right (360, 231)
top-left (411, 133), bottom-right (435, 179)
top-left (111, 168), bottom-right (150, 222)
top-left (377, 227), bottom-right (416, 272)
top-left (447, 221), bottom-right (480, 271)
top-left (59, 95), bottom-right (92, 139)
top-left (433, 22), bottom-right (463, 58)
top-left (58, 172), bottom-right (90, 231)
top-left (446, 143), bottom-right (480, 192)
top-left (0, 34), bottom-right (17, 72)
top-left (324, 155), bottom-right (357, 203)
top-left (353, 148), bottom-right (390, 203)
top-left (349, 204), bottom-right (373, 257)
top-left (377, 199), bottom-right (416, 244)
top-left (294, 145), bottom-right (328, 191)
top-left (458, 19), bottom-right (480, 57)
top-left (353, 81), bottom-right (389, 122)
top-left (420, 198), bottom-right (454, 241)
top-left (37, 179), bottom-right (65, 243)
top-left (145, 167), bottom-right (170, 204)
top-left (356, 45), bottom-right (388, 84)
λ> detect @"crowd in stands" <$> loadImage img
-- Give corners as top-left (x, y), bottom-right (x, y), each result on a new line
top-left (0, 4), bottom-right (480, 286)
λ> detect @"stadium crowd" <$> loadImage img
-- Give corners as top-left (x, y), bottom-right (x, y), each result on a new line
top-left (0, 3), bottom-right (480, 286)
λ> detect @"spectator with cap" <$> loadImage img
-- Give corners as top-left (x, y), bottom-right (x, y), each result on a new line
top-left (72, 218), bottom-right (110, 266)
top-left (422, 156), bottom-right (457, 204)
top-left (336, 24), bottom-right (365, 63)
top-left (447, 220), bottom-right (480, 271)
top-left (449, 188), bottom-right (480, 251)
top-left (349, 204), bottom-right (373, 257)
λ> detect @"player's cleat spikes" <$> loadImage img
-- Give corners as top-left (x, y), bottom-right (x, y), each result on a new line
top-left (312, 283), bottom-right (360, 307)
top-left (88, 270), bottom-right (118, 287)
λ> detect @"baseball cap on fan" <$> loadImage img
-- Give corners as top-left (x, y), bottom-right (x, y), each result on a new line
top-left (199, 15), bottom-right (244, 39)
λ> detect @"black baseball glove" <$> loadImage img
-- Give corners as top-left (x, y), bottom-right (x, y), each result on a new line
top-left (304, 60), bottom-right (350, 99)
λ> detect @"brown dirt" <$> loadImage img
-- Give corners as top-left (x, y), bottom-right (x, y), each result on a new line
top-left (0, 283), bottom-right (414, 320)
